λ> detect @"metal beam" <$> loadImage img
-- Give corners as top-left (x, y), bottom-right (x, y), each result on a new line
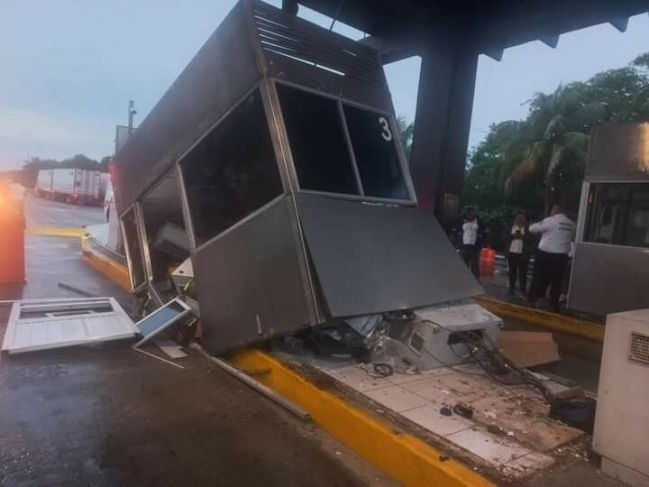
top-left (282, 0), bottom-right (299, 16)
top-left (539, 34), bottom-right (560, 48)
top-left (409, 39), bottom-right (479, 225)
top-left (299, 0), bottom-right (649, 54)
top-left (482, 47), bottom-right (504, 62)
top-left (359, 34), bottom-right (421, 64)
top-left (608, 16), bottom-right (629, 32)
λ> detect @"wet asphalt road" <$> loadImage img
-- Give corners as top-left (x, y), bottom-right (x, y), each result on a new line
top-left (25, 193), bottom-right (107, 228)
top-left (0, 196), bottom-right (393, 486)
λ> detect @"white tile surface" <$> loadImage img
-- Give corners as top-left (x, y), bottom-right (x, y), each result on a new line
top-left (447, 428), bottom-right (532, 465)
top-left (386, 366), bottom-right (453, 385)
top-left (283, 351), bottom-right (582, 477)
top-left (435, 372), bottom-right (485, 395)
top-left (402, 405), bottom-right (473, 436)
top-left (328, 366), bottom-right (390, 392)
top-left (402, 377), bottom-right (455, 403)
top-left (365, 386), bottom-right (429, 412)
top-left (385, 372), bottom-right (428, 385)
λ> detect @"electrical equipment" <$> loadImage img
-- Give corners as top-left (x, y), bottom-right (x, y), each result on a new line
top-left (153, 223), bottom-right (190, 260)
top-left (171, 257), bottom-right (193, 288)
top-left (370, 301), bottom-right (502, 372)
top-left (593, 309), bottom-right (649, 486)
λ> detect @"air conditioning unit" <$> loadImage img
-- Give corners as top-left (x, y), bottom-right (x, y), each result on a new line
top-left (593, 309), bottom-right (649, 486)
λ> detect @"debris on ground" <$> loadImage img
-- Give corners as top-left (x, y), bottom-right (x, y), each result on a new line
top-left (497, 331), bottom-right (560, 368)
top-left (440, 406), bottom-right (453, 416)
top-left (1, 297), bottom-right (136, 354)
top-left (453, 402), bottom-right (474, 419)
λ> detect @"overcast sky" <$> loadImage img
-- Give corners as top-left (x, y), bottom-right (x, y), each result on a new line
top-left (0, 1), bottom-right (647, 168)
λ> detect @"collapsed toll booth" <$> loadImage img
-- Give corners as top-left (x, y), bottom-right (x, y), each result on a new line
top-left (111, 0), bottom-right (482, 354)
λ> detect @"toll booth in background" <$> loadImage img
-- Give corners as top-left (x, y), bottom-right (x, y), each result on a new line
top-left (569, 123), bottom-right (649, 316)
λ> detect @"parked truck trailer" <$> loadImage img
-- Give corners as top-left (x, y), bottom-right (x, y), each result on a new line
top-left (35, 168), bottom-right (108, 206)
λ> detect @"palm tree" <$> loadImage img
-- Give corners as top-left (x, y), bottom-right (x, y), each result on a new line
top-left (505, 85), bottom-right (607, 213)
top-left (396, 116), bottom-right (414, 161)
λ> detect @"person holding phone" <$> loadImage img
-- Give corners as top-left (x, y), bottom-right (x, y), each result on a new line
top-left (507, 212), bottom-right (533, 296)
top-left (460, 207), bottom-right (487, 279)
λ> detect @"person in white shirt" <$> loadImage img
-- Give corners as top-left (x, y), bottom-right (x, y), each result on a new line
top-left (507, 212), bottom-right (533, 295)
top-left (527, 203), bottom-right (576, 311)
top-left (460, 207), bottom-right (484, 278)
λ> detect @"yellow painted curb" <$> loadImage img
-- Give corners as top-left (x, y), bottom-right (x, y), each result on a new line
top-left (81, 237), bottom-right (132, 292)
top-left (231, 349), bottom-right (493, 487)
top-left (27, 225), bottom-right (84, 238)
top-left (79, 236), bottom-right (492, 485)
top-left (475, 296), bottom-right (604, 342)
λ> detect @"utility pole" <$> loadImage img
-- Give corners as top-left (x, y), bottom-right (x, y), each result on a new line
top-left (128, 100), bottom-right (137, 133)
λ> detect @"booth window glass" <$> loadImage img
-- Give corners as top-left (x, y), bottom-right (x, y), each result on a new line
top-left (140, 172), bottom-right (190, 286)
top-left (585, 183), bottom-right (649, 248)
top-left (277, 84), bottom-right (360, 195)
top-left (181, 90), bottom-right (283, 245)
top-left (343, 104), bottom-right (409, 200)
top-left (122, 207), bottom-right (146, 289)
top-left (277, 83), bottom-right (410, 201)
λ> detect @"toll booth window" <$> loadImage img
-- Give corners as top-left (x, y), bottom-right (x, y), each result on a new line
top-left (122, 207), bottom-right (146, 289)
top-left (585, 183), bottom-right (649, 248)
top-left (140, 172), bottom-right (190, 288)
top-left (277, 84), bottom-right (360, 195)
top-left (343, 104), bottom-right (409, 200)
top-left (624, 186), bottom-right (649, 247)
top-left (181, 90), bottom-right (283, 245)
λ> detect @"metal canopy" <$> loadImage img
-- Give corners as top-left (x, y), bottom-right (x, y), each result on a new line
top-left (297, 0), bottom-right (648, 60)
top-left (297, 193), bottom-right (483, 318)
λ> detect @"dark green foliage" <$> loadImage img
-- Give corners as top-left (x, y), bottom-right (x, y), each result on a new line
top-left (463, 52), bottom-right (649, 237)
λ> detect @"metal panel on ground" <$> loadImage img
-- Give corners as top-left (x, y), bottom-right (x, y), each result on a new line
top-left (2, 298), bottom-right (136, 354)
top-left (193, 196), bottom-right (314, 354)
top-left (296, 193), bottom-right (482, 317)
top-left (133, 298), bottom-right (192, 347)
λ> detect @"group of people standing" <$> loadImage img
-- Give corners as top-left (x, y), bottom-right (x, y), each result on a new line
top-left (460, 204), bottom-right (576, 313)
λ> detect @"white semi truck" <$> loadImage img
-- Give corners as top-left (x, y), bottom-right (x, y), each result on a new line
top-left (35, 168), bottom-right (108, 206)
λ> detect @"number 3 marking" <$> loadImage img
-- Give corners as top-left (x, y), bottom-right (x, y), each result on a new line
top-left (379, 116), bottom-right (393, 141)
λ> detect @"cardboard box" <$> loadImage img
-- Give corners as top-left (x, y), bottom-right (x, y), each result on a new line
top-left (497, 331), bottom-right (560, 368)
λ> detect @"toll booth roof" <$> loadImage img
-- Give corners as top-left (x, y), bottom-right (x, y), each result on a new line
top-left (298, 0), bottom-right (648, 61)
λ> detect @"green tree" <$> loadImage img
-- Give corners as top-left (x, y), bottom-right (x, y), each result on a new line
top-left (396, 116), bottom-right (414, 160)
top-left (59, 154), bottom-right (99, 170)
top-left (506, 84), bottom-right (601, 213)
top-left (99, 156), bottom-right (111, 172)
top-left (462, 52), bottom-right (649, 244)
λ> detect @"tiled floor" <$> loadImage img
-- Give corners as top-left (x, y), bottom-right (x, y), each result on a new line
top-left (447, 427), bottom-right (532, 464)
top-left (401, 404), bottom-right (473, 436)
top-left (364, 386), bottom-right (429, 412)
top-left (319, 362), bottom-right (582, 478)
